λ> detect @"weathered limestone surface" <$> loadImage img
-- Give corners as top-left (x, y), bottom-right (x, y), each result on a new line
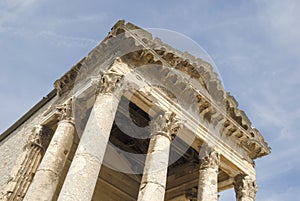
top-left (197, 150), bottom-right (220, 201)
top-left (1, 125), bottom-right (52, 201)
top-left (234, 174), bottom-right (258, 201)
top-left (57, 70), bottom-right (123, 201)
top-left (23, 99), bottom-right (75, 201)
top-left (0, 97), bottom-right (56, 198)
top-left (137, 112), bottom-right (181, 201)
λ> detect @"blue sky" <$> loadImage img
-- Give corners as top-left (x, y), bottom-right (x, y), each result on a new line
top-left (0, 0), bottom-right (299, 200)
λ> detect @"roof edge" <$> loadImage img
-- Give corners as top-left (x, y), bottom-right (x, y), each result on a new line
top-left (0, 89), bottom-right (56, 142)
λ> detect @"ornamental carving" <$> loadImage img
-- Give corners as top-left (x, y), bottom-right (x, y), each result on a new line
top-left (54, 59), bottom-right (83, 96)
top-left (56, 98), bottom-right (73, 122)
top-left (150, 111), bottom-right (182, 140)
top-left (199, 150), bottom-right (220, 170)
top-left (25, 125), bottom-right (53, 151)
top-left (98, 69), bottom-right (124, 95)
top-left (234, 174), bottom-right (258, 200)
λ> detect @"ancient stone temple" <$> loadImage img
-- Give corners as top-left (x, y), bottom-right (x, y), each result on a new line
top-left (0, 20), bottom-right (270, 201)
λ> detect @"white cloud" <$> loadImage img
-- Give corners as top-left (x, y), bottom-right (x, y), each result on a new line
top-left (37, 31), bottom-right (98, 47)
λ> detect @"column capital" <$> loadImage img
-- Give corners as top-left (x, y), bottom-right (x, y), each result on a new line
top-left (199, 150), bottom-right (220, 170)
top-left (150, 111), bottom-right (182, 141)
top-left (25, 125), bottom-right (53, 151)
top-left (93, 68), bottom-right (124, 95)
top-left (234, 174), bottom-right (258, 200)
top-left (56, 98), bottom-right (74, 123)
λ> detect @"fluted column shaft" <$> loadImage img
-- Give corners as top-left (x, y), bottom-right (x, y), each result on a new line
top-left (57, 69), bottom-right (123, 201)
top-left (234, 174), bottom-right (257, 201)
top-left (24, 99), bottom-right (75, 201)
top-left (197, 150), bottom-right (220, 201)
top-left (2, 126), bottom-right (52, 201)
top-left (137, 112), bottom-right (181, 201)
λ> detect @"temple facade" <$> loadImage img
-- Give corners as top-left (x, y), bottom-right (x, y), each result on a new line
top-left (0, 20), bottom-right (270, 201)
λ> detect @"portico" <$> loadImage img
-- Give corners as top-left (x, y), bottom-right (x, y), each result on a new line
top-left (0, 20), bottom-right (270, 201)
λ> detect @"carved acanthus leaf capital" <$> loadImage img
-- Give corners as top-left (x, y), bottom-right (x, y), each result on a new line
top-left (150, 112), bottom-right (183, 140)
top-left (97, 69), bottom-right (124, 95)
top-left (199, 150), bottom-right (220, 170)
top-left (56, 98), bottom-right (74, 122)
top-left (234, 174), bottom-right (258, 200)
top-left (25, 125), bottom-right (53, 151)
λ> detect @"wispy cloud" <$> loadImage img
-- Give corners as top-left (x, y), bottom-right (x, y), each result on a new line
top-left (37, 31), bottom-right (98, 47)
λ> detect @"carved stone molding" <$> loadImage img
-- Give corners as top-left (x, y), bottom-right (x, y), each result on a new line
top-left (54, 58), bottom-right (84, 96)
top-left (150, 111), bottom-right (182, 141)
top-left (234, 174), bottom-right (258, 201)
top-left (199, 150), bottom-right (220, 170)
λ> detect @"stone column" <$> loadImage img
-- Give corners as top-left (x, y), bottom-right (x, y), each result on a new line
top-left (23, 98), bottom-right (75, 201)
top-left (234, 174), bottom-right (258, 201)
top-left (197, 150), bottom-right (220, 201)
top-left (137, 112), bottom-right (182, 201)
top-left (57, 69), bottom-right (123, 201)
top-left (2, 125), bottom-right (52, 201)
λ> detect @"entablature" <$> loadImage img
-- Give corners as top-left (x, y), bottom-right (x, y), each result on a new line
top-left (48, 60), bottom-right (256, 179)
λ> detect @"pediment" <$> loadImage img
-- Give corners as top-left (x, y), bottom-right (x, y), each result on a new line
top-left (53, 20), bottom-right (270, 160)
